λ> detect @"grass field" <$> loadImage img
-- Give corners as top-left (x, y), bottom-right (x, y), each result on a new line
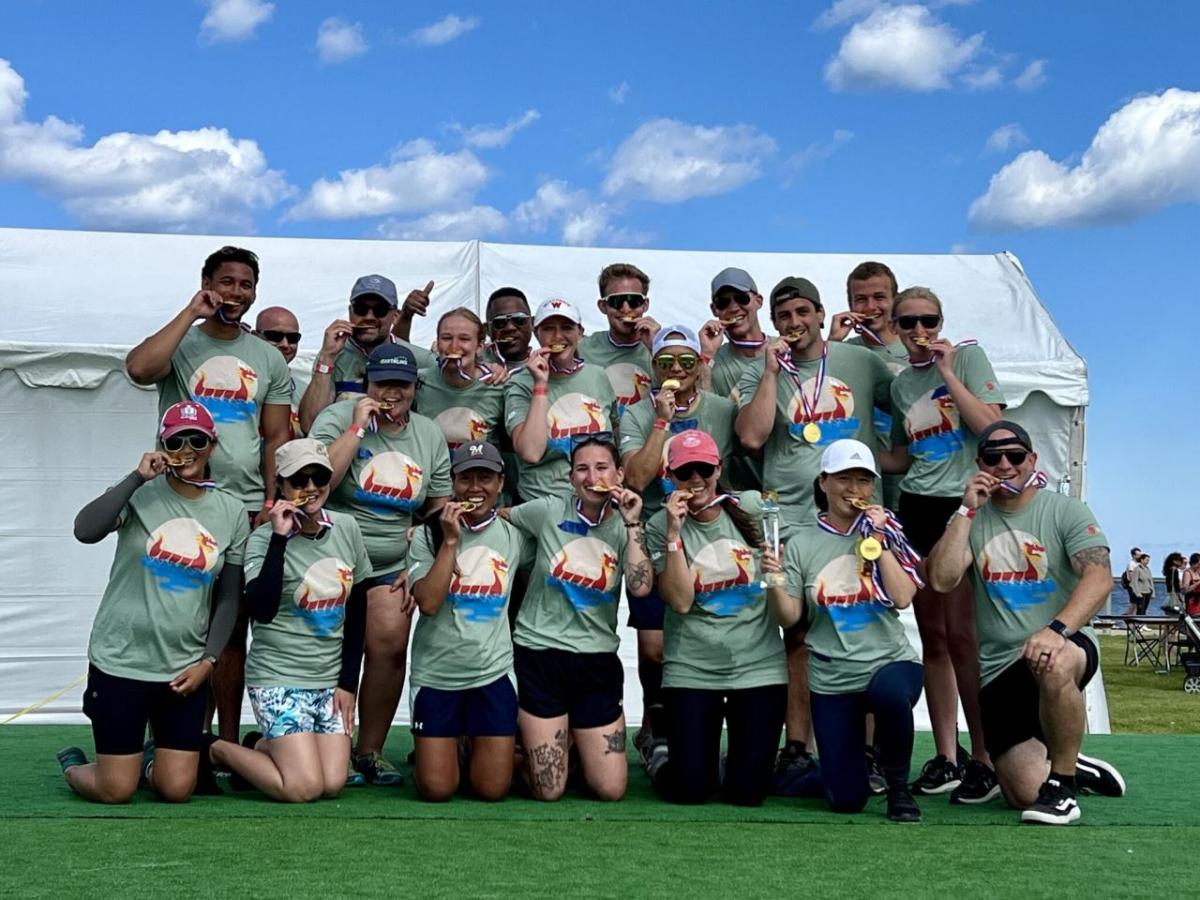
top-left (1097, 633), bottom-right (1199, 733)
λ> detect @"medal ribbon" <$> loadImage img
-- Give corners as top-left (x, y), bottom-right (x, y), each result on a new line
top-left (776, 341), bottom-right (827, 427)
top-left (999, 470), bottom-right (1048, 495)
top-left (816, 510), bottom-right (924, 606)
top-left (439, 356), bottom-right (496, 384)
top-left (216, 307), bottom-right (252, 332)
top-left (909, 338), bottom-right (978, 369)
top-left (549, 356), bottom-right (586, 376)
top-left (650, 388), bottom-right (699, 417)
top-left (168, 468), bottom-right (217, 490)
top-left (727, 334), bottom-right (766, 349)
top-left (461, 509), bottom-right (499, 533)
top-left (607, 332), bottom-right (642, 350)
top-left (853, 322), bottom-right (887, 346)
top-left (291, 507), bottom-right (335, 537)
top-left (690, 493), bottom-right (741, 515)
top-left (575, 497), bottom-right (615, 528)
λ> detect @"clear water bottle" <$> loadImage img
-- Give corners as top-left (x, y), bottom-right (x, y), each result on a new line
top-left (762, 491), bottom-right (785, 587)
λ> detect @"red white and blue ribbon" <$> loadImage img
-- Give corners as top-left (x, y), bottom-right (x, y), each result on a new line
top-left (999, 470), bottom-right (1048, 495)
top-left (909, 338), bottom-right (978, 369)
top-left (461, 508), bottom-right (499, 532)
top-left (549, 356), bottom-right (586, 376)
top-left (169, 468), bottom-right (217, 490)
top-left (575, 497), bottom-right (615, 528)
top-left (690, 493), bottom-right (740, 515)
top-left (727, 333), bottom-right (767, 349)
top-left (650, 387), bottom-right (698, 417)
top-left (439, 355), bottom-right (496, 384)
top-left (216, 306), bottom-right (252, 332)
top-left (291, 507), bottom-right (335, 537)
top-left (607, 332), bottom-right (642, 350)
top-left (854, 322), bottom-right (887, 346)
top-left (816, 510), bottom-right (924, 606)
top-left (367, 408), bottom-right (405, 434)
top-left (776, 341), bottom-right (827, 427)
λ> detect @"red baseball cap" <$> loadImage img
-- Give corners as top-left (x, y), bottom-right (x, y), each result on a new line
top-left (667, 429), bottom-right (720, 470)
top-left (159, 401), bottom-right (218, 440)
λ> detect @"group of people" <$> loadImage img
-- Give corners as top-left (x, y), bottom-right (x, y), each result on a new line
top-left (1152, 550), bottom-right (1200, 617)
top-left (57, 246), bottom-right (1126, 825)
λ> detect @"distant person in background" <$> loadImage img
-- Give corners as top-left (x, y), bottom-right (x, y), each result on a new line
top-left (1120, 547), bottom-right (1141, 614)
top-left (254, 306), bottom-right (303, 437)
top-left (1128, 554), bottom-right (1154, 616)
top-left (1163, 553), bottom-right (1186, 614)
top-left (1182, 554), bottom-right (1200, 617)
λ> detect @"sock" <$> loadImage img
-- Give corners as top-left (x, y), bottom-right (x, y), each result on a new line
top-left (1049, 771), bottom-right (1077, 791)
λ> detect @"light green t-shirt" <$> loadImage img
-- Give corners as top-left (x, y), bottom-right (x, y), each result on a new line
top-left (503, 365), bottom-right (617, 501)
top-left (710, 342), bottom-right (764, 403)
top-left (847, 335), bottom-right (909, 510)
top-left (968, 491), bottom-right (1106, 686)
top-left (87, 477), bottom-right (249, 681)
top-left (242, 512), bottom-right (373, 689)
top-left (157, 326), bottom-right (292, 510)
top-left (577, 331), bottom-right (653, 417)
top-left (619, 391), bottom-right (736, 518)
top-left (510, 495), bottom-right (629, 655)
top-left (736, 341), bottom-right (894, 529)
top-left (415, 367), bottom-right (506, 449)
top-left (309, 401), bottom-right (451, 576)
top-left (890, 344), bottom-right (1005, 498)
top-left (408, 518), bottom-right (533, 690)
top-left (645, 492), bottom-right (786, 691)
top-left (332, 337), bottom-right (437, 397)
top-left (783, 521), bottom-right (920, 695)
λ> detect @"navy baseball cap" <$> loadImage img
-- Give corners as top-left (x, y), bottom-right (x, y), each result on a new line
top-left (366, 343), bottom-right (418, 382)
top-left (349, 274), bottom-right (399, 308)
top-left (451, 441), bottom-right (505, 474)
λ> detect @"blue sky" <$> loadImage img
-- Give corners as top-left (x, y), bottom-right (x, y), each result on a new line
top-left (1, 0), bottom-right (1197, 568)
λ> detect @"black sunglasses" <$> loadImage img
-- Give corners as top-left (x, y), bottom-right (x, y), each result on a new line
top-left (896, 314), bottom-right (942, 330)
top-left (713, 290), bottom-right (752, 311)
top-left (672, 462), bottom-right (716, 481)
top-left (603, 292), bottom-right (646, 311)
top-left (285, 468), bottom-right (333, 490)
top-left (490, 312), bottom-right (531, 330)
top-left (570, 431), bottom-right (615, 449)
top-left (980, 448), bottom-right (1028, 467)
top-left (163, 433), bottom-right (212, 453)
top-left (351, 299), bottom-right (392, 319)
top-left (261, 330), bottom-right (302, 344)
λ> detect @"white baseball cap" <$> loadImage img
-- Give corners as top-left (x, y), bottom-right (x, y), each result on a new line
top-left (534, 297), bottom-right (583, 327)
top-left (819, 439), bottom-right (880, 477)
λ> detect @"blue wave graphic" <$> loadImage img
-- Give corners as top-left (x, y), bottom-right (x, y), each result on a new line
top-left (988, 579), bottom-right (1058, 611)
top-left (873, 408), bottom-right (893, 437)
top-left (547, 436), bottom-right (571, 457)
top-left (195, 397), bottom-right (256, 424)
top-left (695, 583), bottom-right (761, 616)
top-left (788, 416), bottom-right (860, 444)
top-left (828, 602), bottom-right (885, 633)
top-left (298, 606), bottom-right (345, 636)
top-left (912, 428), bottom-right (965, 463)
top-left (449, 593), bottom-right (507, 622)
top-left (548, 577), bottom-right (615, 611)
top-left (142, 557), bottom-right (215, 593)
top-left (352, 488), bottom-right (420, 512)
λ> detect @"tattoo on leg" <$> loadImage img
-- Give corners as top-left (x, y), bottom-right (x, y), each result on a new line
top-left (603, 729), bottom-right (627, 755)
top-left (527, 729), bottom-right (568, 792)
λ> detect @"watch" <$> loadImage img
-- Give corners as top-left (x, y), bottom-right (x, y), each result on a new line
top-left (1048, 619), bottom-right (1072, 638)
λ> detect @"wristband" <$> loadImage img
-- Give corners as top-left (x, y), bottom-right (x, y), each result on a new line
top-left (532, 385), bottom-right (549, 397)
top-left (666, 539), bottom-right (683, 554)
top-left (955, 505), bottom-right (976, 520)
top-left (700, 354), bottom-right (713, 366)
top-left (1048, 618), bottom-right (1072, 638)
top-left (202, 654), bottom-right (218, 667)
top-left (653, 418), bottom-right (669, 431)
top-left (346, 425), bottom-right (366, 440)
top-left (624, 521), bottom-right (642, 529)
top-left (314, 360), bottom-right (333, 375)
top-left (263, 499), bottom-right (275, 510)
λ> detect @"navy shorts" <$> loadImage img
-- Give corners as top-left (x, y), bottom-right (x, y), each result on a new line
top-left (361, 569), bottom-right (403, 592)
top-left (513, 645), bottom-right (624, 729)
top-left (83, 665), bottom-right (207, 756)
top-left (979, 633), bottom-right (1100, 759)
top-left (897, 492), bottom-right (962, 557)
top-left (626, 584), bottom-right (665, 630)
top-left (410, 674), bottom-right (518, 738)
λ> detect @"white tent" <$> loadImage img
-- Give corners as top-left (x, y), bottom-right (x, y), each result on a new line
top-left (0, 226), bottom-right (1106, 731)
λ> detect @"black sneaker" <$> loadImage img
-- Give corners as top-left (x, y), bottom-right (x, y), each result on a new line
top-left (950, 759), bottom-right (1001, 804)
top-left (956, 742), bottom-right (970, 769)
top-left (194, 733), bottom-right (223, 796)
top-left (887, 786), bottom-right (922, 823)
top-left (911, 754), bottom-right (961, 795)
top-left (138, 739), bottom-right (155, 788)
top-left (772, 742), bottom-right (820, 796)
top-left (633, 726), bottom-right (655, 763)
top-left (56, 746), bottom-right (87, 775)
top-left (865, 745), bottom-right (886, 796)
top-left (1075, 753), bottom-right (1126, 797)
top-left (645, 738), bottom-right (669, 781)
top-left (1021, 778), bottom-right (1080, 825)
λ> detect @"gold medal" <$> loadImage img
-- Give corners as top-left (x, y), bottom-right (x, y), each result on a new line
top-left (661, 378), bottom-right (682, 391)
top-left (859, 537), bottom-right (883, 561)
top-left (802, 422), bottom-right (822, 444)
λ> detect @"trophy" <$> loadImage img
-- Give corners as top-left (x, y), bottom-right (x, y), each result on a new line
top-left (762, 490), bottom-right (786, 587)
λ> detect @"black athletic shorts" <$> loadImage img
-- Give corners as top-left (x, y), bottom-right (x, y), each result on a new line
top-left (83, 665), bottom-right (207, 755)
top-left (897, 492), bottom-right (963, 557)
top-left (978, 633), bottom-right (1099, 759)
top-left (513, 645), bottom-right (623, 729)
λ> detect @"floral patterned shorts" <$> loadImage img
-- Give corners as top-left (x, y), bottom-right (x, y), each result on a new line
top-left (248, 686), bottom-right (345, 740)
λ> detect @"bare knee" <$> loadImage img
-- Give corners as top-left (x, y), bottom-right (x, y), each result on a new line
top-left (588, 773), bottom-right (627, 802)
top-left (154, 780), bottom-right (196, 804)
top-left (93, 782), bottom-right (137, 804)
top-left (469, 774), bottom-right (511, 803)
top-left (322, 771), bottom-right (347, 799)
top-left (416, 773), bottom-right (459, 803)
top-left (279, 774), bottom-right (325, 803)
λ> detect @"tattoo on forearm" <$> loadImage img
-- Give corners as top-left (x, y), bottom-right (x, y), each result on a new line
top-left (627, 560), bottom-right (652, 592)
top-left (604, 729), bottom-right (626, 755)
top-left (527, 728), bottom-right (568, 792)
top-left (1070, 546), bottom-right (1110, 576)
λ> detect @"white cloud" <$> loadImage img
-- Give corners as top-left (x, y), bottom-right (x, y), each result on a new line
top-left (410, 14), bottom-right (479, 46)
top-left (812, 0), bottom-right (974, 30)
top-left (377, 205), bottom-right (507, 241)
top-left (0, 58), bottom-right (291, 232)
top-left (1014, 59), bottom-right (1047, 91)
top-left (824, 4), bottom-right (984, 91)
top-left (602, 118), bottom-right (776, 203)
top-left (200, 0), bottom-right (274, 44)
top-left (512, 179), bottom-right (625, 247)
top-left (609, 81), bottom-right (630, 104)
top-left (286, 138), bottom-right (489, 221)
top-left (316, 18), bottom-right (367, 64)
top-left (962, 65), bottom-right (1003, 91)
top-left (984, 123), bottom-right (1029, 154)
top-left (783, 129), bottom-right (854, 186)
top-left (969, 88), bottom-right (1200, 230)
top-left (453, 109), bottom-right (540, 149)
top-left (949, 241), bottom-right (972, 253)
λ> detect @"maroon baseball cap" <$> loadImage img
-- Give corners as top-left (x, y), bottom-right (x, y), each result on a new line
top-left (159, 401), bottom-right (218, 440)
top-left (667, 430), bottom-right (720, 470)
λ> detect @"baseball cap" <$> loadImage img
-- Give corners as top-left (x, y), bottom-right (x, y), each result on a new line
top-left (820, 439), bottom-right (880, 477)
top-left (533, 297), bottom-right (583, 328)
top-left (349, 274), bottom-right (399, 308)
top-left (652, 324), bottom-right (701, 356)
top-left (977, 420), bottom-right (1033, 453)
top-left (711, 267), bottom-right (758, 296)
top-left (276, 438), bottom-right (332, 478)
top-left (159, 401), bottom-right (217, 440)
top-left (451, 440), bottom-right (505, 474)
top-left (770, 276), bottom-right (822, 311)
top-left (667, 430), bottom-right (721, 470)
top-left (366, 343), bottom-right (419, 383)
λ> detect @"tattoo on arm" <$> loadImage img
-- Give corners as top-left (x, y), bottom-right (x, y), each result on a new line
top-left (526, 728), bottom-right (568, 793)
top-left (1070, 546), bottom-right (1110, 577)
top-left (627, 560), bottom-right (652, 592)
top-left (603, 728), bottom-right (626, 755)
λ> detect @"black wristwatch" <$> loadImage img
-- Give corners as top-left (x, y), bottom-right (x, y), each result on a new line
top-left (1048, 619), bottom-right (1072, 638)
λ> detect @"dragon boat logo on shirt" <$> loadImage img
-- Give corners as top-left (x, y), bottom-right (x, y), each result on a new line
top-left (433, 407), bottom-right (490, 450)
top-left (691, 538), bottom-right (760, 616)
top-left (905, 385), bottom-right (964, 462)
top-left (979, 530), bottom-right (1057, 611)
top-left (353, 450), bottom-right (425, 512)
top-left (813, 555), bottom-right (886, 632)
top-left (188, 355), bottom-right (259, 424)
top-left (294, 557), bottom-right (353, 635)
top-left (546, 392), bottom-right (607, 455)
top-left (143, 517), bottom-right (220, 593)
top-left (547, 537), bottom-right (619, 611)
top-left (786, 375), bottom-right (859, 444)
top-left (606, 363), bottom-right (651, 415)
top-left (447, 545), bottom-right (511, 622)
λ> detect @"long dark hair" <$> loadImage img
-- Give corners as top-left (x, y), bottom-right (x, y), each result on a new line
top-left (1163, 552), bottom-right (1184, 579)
top-left (719, 480), bottom-right (762, 548)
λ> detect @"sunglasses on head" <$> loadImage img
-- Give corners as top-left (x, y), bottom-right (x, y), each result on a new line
top-left (570, 431), bottom-right (615, 450)
top-left (162, 433), bottom-right (212, 453)
top-left (672, 462), bottom-right (716, 481)
top-left (603, 292), bottom-right (646, 311)
top-left (713, 290), bottom-right (752, 311)
top-left (285, 468), bottom-right (333, 490)
top-left (489, 312), bottom-right (531, 330)
top-left (654, 353), bottom-right (699, 371)
top-left (980, 448), bottom-right (1028, 467)
top-left (261, 330), bottom-right (301, 344)
top-left (351, 299), bottom-right (392, 319)
top-left (896, 314), bottom-right (941, 330)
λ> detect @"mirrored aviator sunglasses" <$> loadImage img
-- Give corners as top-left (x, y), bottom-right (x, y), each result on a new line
top-left (654, 353), bottom-right (698, 371)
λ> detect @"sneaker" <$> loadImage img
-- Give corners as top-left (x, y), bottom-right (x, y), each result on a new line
top-left (633, 726), bottom-right (655, 763)
top-left (645, 739), bottom-right (669, 781)
top-left (1075, 753), bottom-right (1126, 797)
top-left (956, 742), bottom-right (970, 769)
top-left (194, 733), bottom-right (222, 795)
top-left (771, 741), bottom-right (821, 797)
top-left (354, 751), bottom-right (404, 786)
top-left (345, 761), bottom-right (366, 788)
top-left (887, 786), bottom-right (922, 823)
top-left (56, 746), bottom-right (87, 775)
top-left (910, 754), bottom-right (961, 795)
top-left (227, 732), bottom-right (263, 792)
top-left (138, 739), bottom-right (155, 788)
top-left (865, 745), bottom-right (886, 796)
top-left (950, 759), bottom-right (1001, 805)
top-left (1021, 778), bottom-right (1080, 825)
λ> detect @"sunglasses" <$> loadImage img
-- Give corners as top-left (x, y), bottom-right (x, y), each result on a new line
top-left (654, 353), bottom-right (698, 371)
top-left (285, 468), bottom-right (333, 490)
top-left (569, 431), bottom-right (615, 450)
top-left (713, 290), bottom-right (752, 311)
top-left (603, 292), bottom-right (646, 311)
top-left (489, 313), bottom-right (531, 330)
top-left (162, 433), bottom-right (212, 453)
top-left (896, 314), bottom-right (942, 330)
top-left (351, 299), bottom-right (392, 319)
top-left (672, 462), bottom-right (716, 481)
top-left (980, 448), bottom-right (1029, 467)
top-left (261, 330), bottom-right (301, 344)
